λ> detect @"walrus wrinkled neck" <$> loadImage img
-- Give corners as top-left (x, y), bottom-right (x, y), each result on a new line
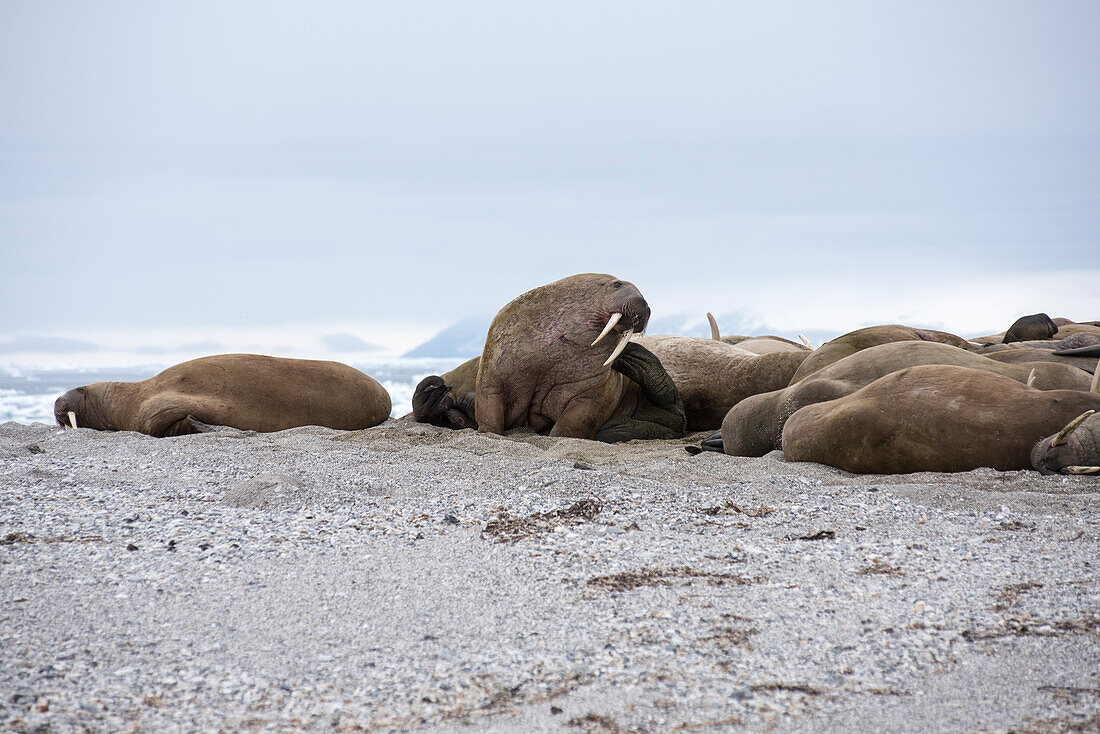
top-left (85, 381), bottom-right (140, 431)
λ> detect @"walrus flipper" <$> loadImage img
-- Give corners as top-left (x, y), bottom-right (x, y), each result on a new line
top-left (610, 342), bottom-right (680, 409)
top-left (411, 376), bottom-right (478, 430)
top-left (699, 430), bottom-right (725, 453)
top-left (1053, 345), bottom-right (1100, 358)
top-left (452, 390), bottom-right (478, 428)
top-left (185, 416), bottom-right (222, 433)
top-left (596, 342), bottom-right (687, 442)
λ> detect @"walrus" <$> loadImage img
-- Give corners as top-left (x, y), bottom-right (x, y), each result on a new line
top-left (709, 341), bottom-right (1094, 456)
top-left (410, 342), bottom-right (687, 442)
top-left (1031, 407), bottom-right (1100, 476)
top-left (980, 333), bottom-right (1100, 373)
top-left (970, 317), bottom-right (1099, 346)
top-left (474, 273), bottom-right (659, 438)
top-left (780, 364), bottom-right (1100, 473)
top-left (411, 274), bottom-right (686, 441)
top-left (983, 349), bottom-right (1098, 373)
top-left (413, 333), bottom-right (793, 435)
top-left (633, 335), bottom-right (809, 431)
top-left (54, 354), bottom-right (392, 437)
top-left (1053, 344), bottom-right (1100, 359)
top-left (788, 325), bottom-right (976, 384)
top-left (705, 312), bottom-right (812, 354)
top-left (1002, 313), bottom-right (1058, 343)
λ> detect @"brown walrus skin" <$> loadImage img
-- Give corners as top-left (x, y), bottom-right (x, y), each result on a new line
top-left (781, 365), bottom-right (1100, 474)
top-left (54, 354), bottom-right (392, 437)
top-left (633, 335), bottom-right (808, 432)
top-left (716, 341), bottom-right (1094, 457)
top-left (1031, 411), bottom-right (1100, 476)
top-left (1002, 313), bottom-right (1058, 343)
top-left (1031, 363), bottom-right (1100, 475)
top-left (788, 325), bottom-right (976, 383)
top-left (412, 333), bottom-right (795, 436)
top-left (474, 273), bottom-right (677, 439)
top-left (980, 333), bottom-right (1100, 373)
top-left (411, 343), bottom-right (687, 442)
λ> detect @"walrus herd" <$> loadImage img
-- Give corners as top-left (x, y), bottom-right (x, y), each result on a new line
top-left (54, 276), bottom-right (1100, 477)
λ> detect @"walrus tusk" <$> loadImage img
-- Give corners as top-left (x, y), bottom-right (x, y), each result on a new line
top-left (1050, 410), bottom-right (1094, 447)
top-left (798, 333), bottom-right (813, 349)
top-left (602, 328), bottom-right (634, 367)
top-left (591, 312), bottom-right (622, 347)
top-left (1062, 465), bottom-right (1100, 475)
top-left (1026, 369), bottom-right (1036, 387)
top-left (707, 312), bottom-right (720, 341)
top-left (67, 411), bottom-right (78, 429)
top-left (1093, 357), bottom-right (1099, 393)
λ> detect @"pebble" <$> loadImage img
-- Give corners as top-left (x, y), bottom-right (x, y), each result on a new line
top-left (0, 420), bottom-right (1097, 732)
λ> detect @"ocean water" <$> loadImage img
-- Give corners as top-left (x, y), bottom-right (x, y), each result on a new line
top-left (0, 358), bottom-right (466, 427)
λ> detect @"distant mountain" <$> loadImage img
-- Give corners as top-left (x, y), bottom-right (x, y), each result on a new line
top-left (0, 335), bottom-right (101, 353)
top-left (403, 311), bottom-right (845, 359)
top-left (320, 332), bottom-right (385, 353)
top-left (647, 311), bottom-right (770, 339)
top-left (402, 315), bottom-right (492, 359)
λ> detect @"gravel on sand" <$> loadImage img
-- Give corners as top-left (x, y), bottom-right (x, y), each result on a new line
top-left (1, 419), bottom-right (1098, 732)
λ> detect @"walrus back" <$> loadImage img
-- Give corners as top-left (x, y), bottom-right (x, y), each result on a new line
top-left (782, 365), bottom-right (1100, 473)
top-left (130, 354), bottom-right (390, 435)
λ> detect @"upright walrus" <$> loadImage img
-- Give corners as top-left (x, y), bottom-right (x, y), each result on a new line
top-left (475, 273), bottom-right (656, 438)
top-left (54, 354), bottom-right (392, 437)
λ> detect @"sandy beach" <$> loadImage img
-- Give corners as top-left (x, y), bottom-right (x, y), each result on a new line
top-left (1, 419), bottom-right (1098, 732)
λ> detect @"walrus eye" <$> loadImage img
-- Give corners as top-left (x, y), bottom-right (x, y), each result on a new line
top-left (613, 281), bottom-right (622, 288)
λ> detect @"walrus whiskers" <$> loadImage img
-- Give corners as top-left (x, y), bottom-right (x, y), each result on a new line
top-left (602, 328), bottom-right (634, 367)
top-left (707, 312), bottom-right (720, 341)
top-left (67, 411), bottom-right (78, 429)
top-left (591, 312), bottom-right (622, 347)
top-left (1050, 410), bottom-right (1095, 447)
top-left (798, 333), bottom-right (813, 349)
top-left (1026, 369), bottom-right (1036, 387)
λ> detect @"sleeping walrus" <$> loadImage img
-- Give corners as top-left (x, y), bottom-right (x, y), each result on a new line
top-left (633, 335), bottom-right (809, 431)
top-left (781, 364), bottom-right (1100, 473)
top-left (54, 354), bottom-right (392, 437)
top-left (713, 341), bottom-right (1094, 457)
top-left (1031, 410), bottom-right (1100, 476)
top-left (788, 325), bottom-right (976, 383)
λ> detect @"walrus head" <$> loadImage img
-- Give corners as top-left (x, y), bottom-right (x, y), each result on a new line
top-left (1031, 410), bottom-right (1100, 476)
top-left (1003, 313), bottom-right (1057, 344)
top-left (589, 278), bottom-right (651, 367)
top-left (54, 386), bottom-right (113, 431)
top-left (1032, 361), bottom-right (1100, 474)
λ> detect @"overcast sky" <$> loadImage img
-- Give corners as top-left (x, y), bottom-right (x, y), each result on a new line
top-left (2, 1), bottom-right (1098, 350)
